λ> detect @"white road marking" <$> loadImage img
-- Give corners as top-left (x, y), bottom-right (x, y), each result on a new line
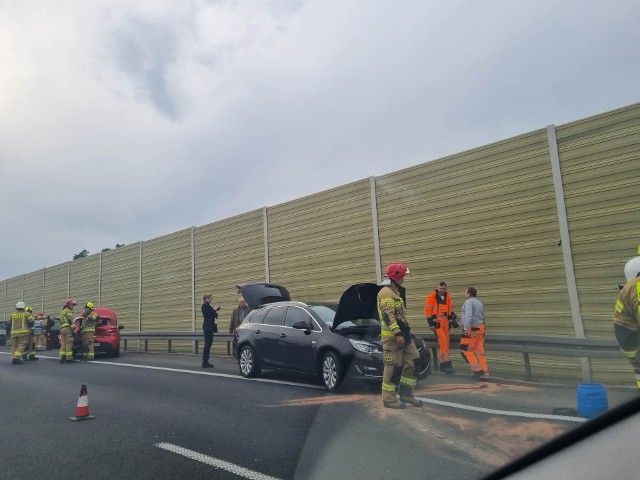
top-left (417, 396), bottom-right (586, 423)
top-left (0, 352), bottom-right (324, 389)
top-left (155, 442), bottom-right (283, 480)
top-left (0, 352), bottom-right (586, 421)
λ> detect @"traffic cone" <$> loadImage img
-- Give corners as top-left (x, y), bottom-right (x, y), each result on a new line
top-left (69, 384), bottom-right (95, 421)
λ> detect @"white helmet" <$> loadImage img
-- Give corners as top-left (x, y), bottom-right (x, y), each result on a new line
top-left (16, 301), bottom-right (25, 309)
top-left (624, 256), bottom-right (640, 282)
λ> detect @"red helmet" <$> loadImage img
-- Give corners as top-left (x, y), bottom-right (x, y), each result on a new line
top-left (65, 298), bottom-right (77, 308)
top-left (385, 262), bottom-right (411, 282)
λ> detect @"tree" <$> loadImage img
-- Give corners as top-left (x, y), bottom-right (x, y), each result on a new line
top-left (116, 243), bottom-right (125, 248)
top-left (73, 249), bottom-right (89, 260)
top-left (101, 248), bottom-right (111, 253)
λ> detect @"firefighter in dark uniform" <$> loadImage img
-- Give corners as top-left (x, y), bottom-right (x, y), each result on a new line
top-left (613, 247), bottom-right (640, 390)
top-left (378, 262), bottom-right (422, 409)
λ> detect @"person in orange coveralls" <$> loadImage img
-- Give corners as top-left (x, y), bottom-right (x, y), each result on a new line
top-left (424, 281), bottom-right (458, 374)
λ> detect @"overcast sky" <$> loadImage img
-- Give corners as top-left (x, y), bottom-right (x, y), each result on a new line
top-left (1, 0), bottom-right (639, 280)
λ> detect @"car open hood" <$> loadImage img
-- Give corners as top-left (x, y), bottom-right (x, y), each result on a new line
top-left (332, 283), bottom-right (381, 329)
top-left (237, 282), bottom-right (291, 310)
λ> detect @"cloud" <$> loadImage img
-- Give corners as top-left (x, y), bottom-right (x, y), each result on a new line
top-left (1, 0), bottom-right (639, 280)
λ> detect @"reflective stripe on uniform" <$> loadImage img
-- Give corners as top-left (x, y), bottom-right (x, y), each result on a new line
top-left (382, 382), bottom-right (396, 392)
top-left (399, 376), bottom-right (417, 387)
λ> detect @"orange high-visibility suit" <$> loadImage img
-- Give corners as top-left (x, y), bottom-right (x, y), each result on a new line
top-left (424, 290), bottom-right (456, 373)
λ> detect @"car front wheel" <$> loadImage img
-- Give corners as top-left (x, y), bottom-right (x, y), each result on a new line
top-left (239, 345), bottom-right (261, 378)
top-left (321, 351), bottom-right (343, 392)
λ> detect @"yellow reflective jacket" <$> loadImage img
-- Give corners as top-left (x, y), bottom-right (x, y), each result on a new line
top-left (10, 311), bottom-right (30, 336)
top-left (81, 312), bottom-right (98, 333)
top-left (377, 282), bottom-right (409, 338)
top-left (613, 277), bottom-right (640, 360)
top-left (60, 308), bottom-right (75, 328)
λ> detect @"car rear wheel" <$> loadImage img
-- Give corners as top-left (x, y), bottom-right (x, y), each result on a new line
top-left (321, 351), bottom-right (343, 392)
top-left (239, 345), bottom-right (261, 378)
top-left (111, 347), bottom-right (120, 358)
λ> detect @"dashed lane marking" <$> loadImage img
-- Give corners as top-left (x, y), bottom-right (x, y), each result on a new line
top-left (155, 442), bottom-right (283, 480)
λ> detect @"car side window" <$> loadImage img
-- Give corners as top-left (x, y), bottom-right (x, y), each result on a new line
top-left (247, 309), bottom-right (267, 324)
top-left (283, 306), bottom-right (312, 327)
top-left (262, 306), bottom-right (285, 326)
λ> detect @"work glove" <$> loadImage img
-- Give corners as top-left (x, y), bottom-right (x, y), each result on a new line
top-left (395, 334), bottom-right (406, 348)
top-left (450, 320), bottom-right (459, 329)
top-left (427, 315), bottom-right (438, 328)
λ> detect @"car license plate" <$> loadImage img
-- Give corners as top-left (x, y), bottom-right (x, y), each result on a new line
top-left (94, 342), bottom-right (101, 346)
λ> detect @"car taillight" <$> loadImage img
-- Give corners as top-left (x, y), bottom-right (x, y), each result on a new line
top-left (105, 328), bottom-right (118, 334)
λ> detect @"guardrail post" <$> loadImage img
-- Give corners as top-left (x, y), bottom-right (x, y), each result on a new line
top-left (195, 340), bottom-right (199, 354)
top-left (124, 339), bottom-right (128, 351)
top-left (227, 341), bottom-right (231, 356)
top-left (431, 347), bottom-right (439, 371)
top-left (145, 340), bottom-right (148, 352)
top-left (523, 352), bottom-right (532, 381)
top-left (168, 340), bottom-right (172, 353)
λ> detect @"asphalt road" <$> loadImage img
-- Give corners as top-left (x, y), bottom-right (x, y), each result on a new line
top-left (1, 347), bottom-right (637, 480)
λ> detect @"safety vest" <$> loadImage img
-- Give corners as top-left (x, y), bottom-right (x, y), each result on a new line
top-left (10, 311), bottom-right (30, 336)
top-left (33, 319), bottom-right (44, 334)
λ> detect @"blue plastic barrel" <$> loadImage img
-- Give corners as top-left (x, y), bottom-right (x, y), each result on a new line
top-left (577, 383), bottom-right (608, 418)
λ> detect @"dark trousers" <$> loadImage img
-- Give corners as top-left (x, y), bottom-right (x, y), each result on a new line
top-left (202, 328), bottom-right (214, 364)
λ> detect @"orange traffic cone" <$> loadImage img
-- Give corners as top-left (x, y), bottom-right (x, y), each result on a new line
top-left (69, 384), bottom-right (95, 421)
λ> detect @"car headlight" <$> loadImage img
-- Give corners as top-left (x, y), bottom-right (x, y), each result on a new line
top-left (349, 338), bottom-right (382, 354)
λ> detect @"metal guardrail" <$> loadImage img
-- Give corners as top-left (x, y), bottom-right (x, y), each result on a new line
top-left (121, 332), bottom-right (235, 356)
top-left (422, 333), bottom-right (621, 381)
top-left (121, 331), bottom-right (622, 381)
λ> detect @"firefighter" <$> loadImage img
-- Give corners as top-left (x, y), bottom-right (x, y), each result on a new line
top-left (424, 281), bottom-right (458, 374)
top-left (378, 262), bottom-right (422, 409)
top-left (80, 302), bottom-right (98, 360)
top-left (59, 298), bottom-right (77, 364)
top-left (10, 302), bottom-right (30, 364)
top-left (23, 306), bottom-right (39, 361)
top-left (613, 246), bottom-right (640, 390)
top-left (34, 312), bottom-right (46, 351)
top-left (460, 287), bottom-right (489, 380)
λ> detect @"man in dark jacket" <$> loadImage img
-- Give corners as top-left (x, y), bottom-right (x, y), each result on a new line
top-left (229, 297), bottom-right (250, 333)
top-left (201, 293), bottom-right (220, 368)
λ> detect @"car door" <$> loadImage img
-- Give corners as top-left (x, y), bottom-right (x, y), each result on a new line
top-left (276, 306), bottom-right (316, 373)
top-left (253, 305), bottom-right (286, 366)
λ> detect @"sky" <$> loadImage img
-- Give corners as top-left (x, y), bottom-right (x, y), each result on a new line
top-left (1, 0), bottom-right (639, 281)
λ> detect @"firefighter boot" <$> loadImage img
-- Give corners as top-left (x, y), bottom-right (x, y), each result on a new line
top-left (399, 384), bottom-right (423, 407)
top-left (12, 358), bottom-right (24, 365)
top-left (384, 400), bottom-right (407, 410)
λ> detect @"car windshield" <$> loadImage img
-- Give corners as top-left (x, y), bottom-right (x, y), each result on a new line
top-left (308, 305), bottom-right (336, 327)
